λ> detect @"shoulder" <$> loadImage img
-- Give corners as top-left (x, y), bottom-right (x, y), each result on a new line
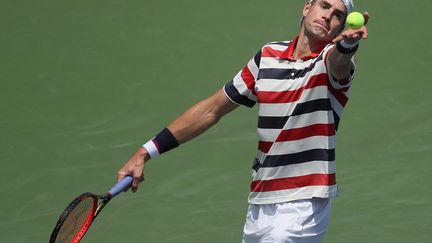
top-left (256, 40), bottom-right (293, 58)
top-left (267, 40), bottom-right (292, 46)
top-left (263, 40), bottom-right (292, 49)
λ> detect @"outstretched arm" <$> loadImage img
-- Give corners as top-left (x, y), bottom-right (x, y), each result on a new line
top-left (327, 12), bottom-right (369, 84)
top-left (117, 89), bottom-right (238, 191)
top-left (167, 89), bottom-right (239, 144)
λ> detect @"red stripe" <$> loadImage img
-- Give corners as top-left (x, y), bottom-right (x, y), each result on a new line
top-left (261, 46), bottom-right (284, 58)
top-left (257, 89), bottom-right (302, 103)
top-left (276, 123), bottom-right (335, 142)
top-left (329, 85), bottom-right (348, 107)
top-left (250, 173), bottom-right (336, 192)
top-left (240, 66), bottom-right (257, 95)
top-left (304, 74), bottom-right (329, 89)
top-left (258, 141), bottom-right (273, 153)
top-left (257, 74), bottom-right (328, 104)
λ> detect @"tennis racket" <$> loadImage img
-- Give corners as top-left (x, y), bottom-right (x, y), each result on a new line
top-left (49, 176), bottom-right (133, 243)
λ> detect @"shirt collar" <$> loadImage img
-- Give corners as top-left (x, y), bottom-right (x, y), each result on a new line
top-left (280, 35), bottom-right (325, 61)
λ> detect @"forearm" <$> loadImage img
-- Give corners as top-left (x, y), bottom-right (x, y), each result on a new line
top-left (327, 44), bottom-right (355, 81)
top-left (167, 99), bottom-right (221, 144)
top-left (328, 12), bottom-right (369, 82)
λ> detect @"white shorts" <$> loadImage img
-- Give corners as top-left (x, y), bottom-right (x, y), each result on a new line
top-left (242, 198), bottom-right (331, 243)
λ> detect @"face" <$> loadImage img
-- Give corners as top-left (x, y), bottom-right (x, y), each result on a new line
top-left (302, 0), bottom-right (346, 43)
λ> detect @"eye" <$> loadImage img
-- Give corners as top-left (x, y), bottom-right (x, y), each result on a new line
top-left (320, 2), bottom-right (330, 9)
top-left (334, 12), bottom-right (344, 20)
top-left (335, 11), bottom-right (346, 21)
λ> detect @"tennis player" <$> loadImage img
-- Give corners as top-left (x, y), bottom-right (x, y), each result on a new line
top-left (117, 0), bottom-right (369, 242)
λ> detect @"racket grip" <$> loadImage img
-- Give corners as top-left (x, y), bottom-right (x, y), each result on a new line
top-left (108, 176), bottom-right (133, 198)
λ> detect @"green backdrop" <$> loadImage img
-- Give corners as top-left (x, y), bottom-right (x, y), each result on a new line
top-left (1, 0), bottom-right (430, 242)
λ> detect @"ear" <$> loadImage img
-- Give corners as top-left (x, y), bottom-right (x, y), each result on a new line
top-left (303, 1), bottom-right (312, 18)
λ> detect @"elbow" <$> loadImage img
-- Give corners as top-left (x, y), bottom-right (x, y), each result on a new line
top-left (204, 110), bottom-right (222, 127)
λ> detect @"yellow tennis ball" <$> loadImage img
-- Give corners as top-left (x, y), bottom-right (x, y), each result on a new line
top-left (346, 12), bottom-right (365, 30)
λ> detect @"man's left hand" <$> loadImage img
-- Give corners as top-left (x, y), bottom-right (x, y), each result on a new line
top-left (332, 12), bottom-right (370, 44)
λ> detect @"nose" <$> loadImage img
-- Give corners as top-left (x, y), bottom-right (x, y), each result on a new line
top-left (322, 11), bottom-right (332, 21)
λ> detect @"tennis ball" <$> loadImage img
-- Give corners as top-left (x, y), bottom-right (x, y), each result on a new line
top-left (346, 12), bottom-right (365, 30)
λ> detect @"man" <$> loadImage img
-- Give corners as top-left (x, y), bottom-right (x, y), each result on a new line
top-left (117, 0), bottom-right (369, 242)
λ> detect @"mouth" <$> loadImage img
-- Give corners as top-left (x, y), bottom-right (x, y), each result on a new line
top-left (314, 21), bottom-right (329, 32)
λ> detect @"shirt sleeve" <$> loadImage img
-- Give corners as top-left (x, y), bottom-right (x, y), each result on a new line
top-left (223, 49), bottom-right (262, 108)
top-left (323, 44), bottom-right (356, 90)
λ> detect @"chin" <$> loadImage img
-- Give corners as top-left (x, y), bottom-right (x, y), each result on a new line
top-left (311, 29), bottom-right (333, 43)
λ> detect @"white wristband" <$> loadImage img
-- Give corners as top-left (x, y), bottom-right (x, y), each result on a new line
top-left (143, 140), bottom-right (160, 159)
top-left (340, 39), bottom-right (360, 49)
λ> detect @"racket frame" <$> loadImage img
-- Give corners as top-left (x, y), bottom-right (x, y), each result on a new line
top-left (49, 192), bottom-right (107, 243)
top-left (49, 177), bottom-right (132, 243)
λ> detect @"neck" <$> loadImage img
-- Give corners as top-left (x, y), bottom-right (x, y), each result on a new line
top-left (293, 28), bottom-right (327, 60)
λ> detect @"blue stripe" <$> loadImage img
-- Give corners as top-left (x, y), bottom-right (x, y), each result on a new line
top-left (262, 149), bottom-right (335, 168)
top-left (258, 98), bottom-right (332, 129)
top-left (224, 81), bottom-right (256, 108)
top-left (257, 54), bottom-right (323, 80)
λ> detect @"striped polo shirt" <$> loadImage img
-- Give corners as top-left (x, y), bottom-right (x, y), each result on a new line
top-left (223, 36), bottom-right (356, 204)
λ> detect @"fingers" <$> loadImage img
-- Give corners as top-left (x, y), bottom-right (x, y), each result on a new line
top-left (117, 170), bottom-right (128, 182)
top-left (117, 170), bottom-right (133, 192)
top-left (363, 12), bottom-right (369, 25)
top-left (131, 172), bottom-right (145, 193)
top-left (116, 150), bottom-right (147, 193)
top-left (333, 32), bottom-right (354, 43)
top-left (332, 35), bottom-right (344, 43)
top-left (362, 26), bottom-right (368, 39)
top-left (117, 168), bottom-right (144, 193)
top-left (332, 26), bottom-right (368, 43)
top-left (361, 12), bottom-right (370, 39)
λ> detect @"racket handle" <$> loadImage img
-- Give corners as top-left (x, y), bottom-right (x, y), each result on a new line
top-left (108, 176), bottom-right (133, 198)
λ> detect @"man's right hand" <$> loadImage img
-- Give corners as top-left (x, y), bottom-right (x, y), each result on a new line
top-left (117, 147), bottom-right (150, 192)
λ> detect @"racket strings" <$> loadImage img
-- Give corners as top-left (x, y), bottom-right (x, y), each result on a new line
top-left (55, 196), bottom-right (96, 243)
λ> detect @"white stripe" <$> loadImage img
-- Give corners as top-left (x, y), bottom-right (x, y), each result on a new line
top-left (142, 140), bottom-right (159, 159)
top-left (259, 103), bottom-right (296, 118)
top-left (268, 135), bottom-right (336, 156)
top-left (254, 161), bottom-right (336, 181)
top-left (342, 88), bottom-right (351, 97)
top-left (248, 185), bottom-right (339, 204)
top-left (247, 57), bottom-right (259, 79)
top-left (257, 128), bottom-right (280, 141)
top-left (285, 110), bottom-right (334, 129)
top-left (257, 78), bottom-right (306, 92)
top-left (260, 57), bottom-right (315, 70)
top-left (254, 150), bottom-right (267, 163)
